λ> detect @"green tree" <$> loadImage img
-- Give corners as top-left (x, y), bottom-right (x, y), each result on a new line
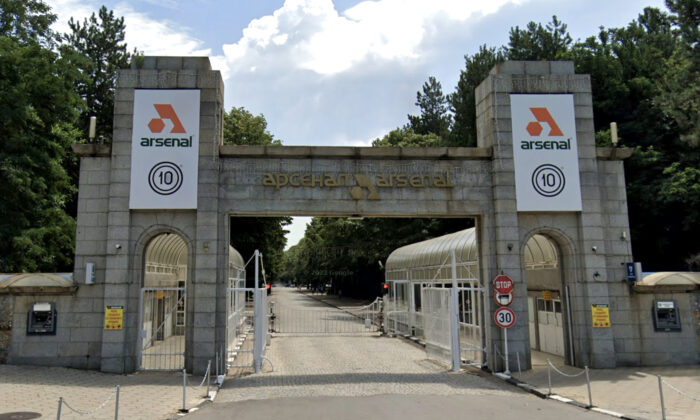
top-left (372, 128), bottom-right (442, 147)
top-left (449, 45), bottom-right (505, 146)
top-left (0, 0), bottom-right (82, 272)
top-left (407, 76), bottom-right (452, 139)
top-left (64, 6), bottom-right (131, 139)
top-left (507, 15), bottom-right (572, 60)
top-left (223, 107), bottom-right (280, 146)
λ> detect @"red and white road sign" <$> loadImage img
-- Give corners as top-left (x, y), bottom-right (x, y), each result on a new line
top-left (494, 307), bottom-right (516, 328)
top-left (494, 291), bottom-right (513, 306)
top-left (493, 274), bottom-right (514, 294)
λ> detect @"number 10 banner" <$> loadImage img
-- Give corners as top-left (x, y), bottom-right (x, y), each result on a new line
top-left (129, 90), bottom-right (200, 209)
top-left (510, 94), bottom-right (582, 212)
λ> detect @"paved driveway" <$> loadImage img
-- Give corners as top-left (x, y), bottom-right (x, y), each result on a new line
top-left (187, 288), bottom-right (607, 419)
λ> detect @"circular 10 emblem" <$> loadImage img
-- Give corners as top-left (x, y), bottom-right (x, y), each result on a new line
top-left (148, 161), bottom-right (183, 196)
top-left (531, 164), bottom-right (566, 197)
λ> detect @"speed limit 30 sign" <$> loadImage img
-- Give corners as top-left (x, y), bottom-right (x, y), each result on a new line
top-left (494, 307), bottom-right (516, 328)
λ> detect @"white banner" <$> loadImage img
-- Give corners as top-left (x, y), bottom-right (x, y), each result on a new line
top-left (510, 94), bottom-right (582, 211)
top-left (129, 90), bottom-right (200, 209)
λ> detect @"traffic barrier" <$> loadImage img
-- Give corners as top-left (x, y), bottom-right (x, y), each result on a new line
top-left (546, 359), bottom-right (593, 407)
top-left (56, 385), bottom-right (120, 419)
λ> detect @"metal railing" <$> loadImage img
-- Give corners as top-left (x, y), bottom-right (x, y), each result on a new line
top-left (271, 298), bottom-right (382, 335)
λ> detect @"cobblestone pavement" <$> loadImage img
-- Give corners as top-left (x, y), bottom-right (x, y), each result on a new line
top-left (519, 353), bottom-right (700, 420)
top-left (0, 364), bottom-right (210, 419)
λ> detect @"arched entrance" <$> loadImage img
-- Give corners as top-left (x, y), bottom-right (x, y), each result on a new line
top-left (523, 233), bottom-right (573, 365)
top-left (138, 232), bottom-right (188, 370)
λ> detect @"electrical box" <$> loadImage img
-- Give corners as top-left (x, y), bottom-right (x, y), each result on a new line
top-left (85, 262), bottom-right (95, 285)
top-left (27, 302), bottom-right (57, 335)
top-left (652, 300), bottom-right (681, 332)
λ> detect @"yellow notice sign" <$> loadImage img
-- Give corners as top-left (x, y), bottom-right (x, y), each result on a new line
top-left (542, 290), bottom-right (553, 301)
top-left (104, 306), bottom-right (124, 330)
top-left (591, 304), bottom-right (611, 328)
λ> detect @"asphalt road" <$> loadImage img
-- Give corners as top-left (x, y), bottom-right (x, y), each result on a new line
top-left (187, 394), bottom-right (610, 420)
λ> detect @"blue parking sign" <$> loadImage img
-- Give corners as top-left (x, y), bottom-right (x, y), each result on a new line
top-left (626, 262), bottom-right (637, 282)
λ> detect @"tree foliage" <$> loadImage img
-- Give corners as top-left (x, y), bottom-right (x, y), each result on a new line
top-left (0, 0), bottom-right (81, 272)
top-left (64, 5), bottom-right (132, 139)
top-left (407, 76), bottom-right (452, 139)
top-left (223, 107), bottom-right (280, 146)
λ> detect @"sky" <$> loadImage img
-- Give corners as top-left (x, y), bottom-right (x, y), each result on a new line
top-left (47, 0), bottom-right (666, 248)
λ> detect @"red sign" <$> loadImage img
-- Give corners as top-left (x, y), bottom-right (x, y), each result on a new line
top-left (494, 307), bottom-right (516, 328)
top-left (493, 275), bottom-right (514, 294)
top-left (494, 291), bottom-right (513, 306)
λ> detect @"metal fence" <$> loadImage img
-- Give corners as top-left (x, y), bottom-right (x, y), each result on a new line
top-left (271, 298), bottom-right (382, 335)
top-left (139, 287), bottom-right (186, 370)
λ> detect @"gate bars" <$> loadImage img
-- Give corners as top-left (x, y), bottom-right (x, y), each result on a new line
top-left (270, 298), bottom-right (382, 334)
top-left (138, 287), bottom-right (186, 370)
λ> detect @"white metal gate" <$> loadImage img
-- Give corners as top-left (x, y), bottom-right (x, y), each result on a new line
top-left (225, 285), bottom-right (270, 373)
top-left (386, 280), bottom-right (411, 336)
top-left (271, 298), bottom-right (382, 335)
top-left (422, 285), bottom-right (484, 368)
top-left (138, 286), bottom-right (186, 370)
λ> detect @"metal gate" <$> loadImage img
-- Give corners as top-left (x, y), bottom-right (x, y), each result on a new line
top-left (271, 298), bottom-right (382, 335)
top-left (225, 285), bottom-right (269, 373)
top-left (422, 285), bottom-right (484, 368)
top-left (138, 286), bottom-right (186, 370)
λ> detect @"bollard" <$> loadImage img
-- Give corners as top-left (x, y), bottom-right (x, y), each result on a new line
top-left (516, 352), bottom-right (521, 378)
top-left (585, 366), bottom-right (593, 407)
top-left (547, 360), bottom-right (552, 396)
top-left (206, 360), bottom-right (211, 398)
top-left (57, 397), bottom-right (63, 420)
top-left (658, 375), bottom-right (666, 420)
top-left (114, 385), bottom-right (120, 420)
top-left (182, 368), bottom-right (187, 412)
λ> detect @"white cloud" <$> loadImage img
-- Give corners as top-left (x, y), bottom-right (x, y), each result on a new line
top-left (220, 0), bottom-right (526, 146)
top-left (48, 0), bottom-right (215, 57)
top-left (221, 0), bottom-right (522, 76)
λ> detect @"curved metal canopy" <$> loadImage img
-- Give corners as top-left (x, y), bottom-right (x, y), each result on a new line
top-left (145, 233), bottom-right (188, 268)
top-left (229, 245), bottom-right (244, 268)
top-left (386, 228), bottom-right (478, 271)
top-left (523, 234), bottom-right (558, 269)
top-left (386, 229), bottom-right (558, 272)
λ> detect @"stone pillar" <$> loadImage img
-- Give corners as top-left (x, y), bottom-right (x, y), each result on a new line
top-left (476, 61), bottom-right (618, 369)
top-left (96, 57), bottom-right (224, 374)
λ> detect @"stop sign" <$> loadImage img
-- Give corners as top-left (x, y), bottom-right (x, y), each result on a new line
top-left (493, 274), bottom-right (514, 294)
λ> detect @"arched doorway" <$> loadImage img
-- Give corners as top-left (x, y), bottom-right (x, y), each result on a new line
top-left (524, 234), bottom-right (571, 363)
top-left (138, 232), bottom-right (188, 370)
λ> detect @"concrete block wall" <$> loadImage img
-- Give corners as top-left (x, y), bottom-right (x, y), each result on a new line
top-left (9, 293), bottom-right (103, 369)
top-left (633, 293), bottom-right (699, 365)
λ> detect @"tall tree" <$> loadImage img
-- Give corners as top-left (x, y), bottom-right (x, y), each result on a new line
top-left (64, 6), bottom-right (131, 139)
top-left (0, 0), bottom-right (82, 272)
top-left (407, 76), bottom-right (452, 140)
top-left (507, 15), bottom-right (572, 60)
top-left (223, 107), bottom-right (281, 146)
top-left (449, 45), bottom-right (505, 146)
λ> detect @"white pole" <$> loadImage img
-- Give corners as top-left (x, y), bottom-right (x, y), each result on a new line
top-left (114, 385), bottom-right (120, 420)
top-left (450, 250), bottom-right (460, 371)
top-left (503, 326), bottom-right (510, 375)
top-left (254, 250), bottom-right (259, 289)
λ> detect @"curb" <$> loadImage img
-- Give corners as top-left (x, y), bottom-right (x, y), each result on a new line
top-left (490, 372), bottom-right (642, 420)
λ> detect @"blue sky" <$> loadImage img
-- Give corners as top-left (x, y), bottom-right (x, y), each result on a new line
top-left (48, 0), bottom-right (666, 247)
